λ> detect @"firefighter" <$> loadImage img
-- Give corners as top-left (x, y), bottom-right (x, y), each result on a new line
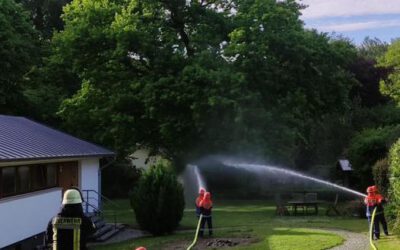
top-left (45, 188), bottom-right (96, 250)
top-left (364, 185), bottom-right (388, 240)
top-left (195, 188), bottom-right (206, 217)
top-left (199, 192), bottom-right (213, 237)
top-left (135, 247), bottom-right (147, 250)
top-left (373, 186), bottom-right (389, 237)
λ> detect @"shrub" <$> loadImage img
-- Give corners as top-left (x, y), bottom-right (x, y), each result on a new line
top-left (388, 139), bottom-right (400, 232)
top-left (372, 158), bottom-right (390, 196)
top-left (130, 162), bottom-right (185, 235)
top-left (348, 125), bottom-right (400, 189)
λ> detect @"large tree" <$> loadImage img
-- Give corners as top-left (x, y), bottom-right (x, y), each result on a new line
top-left (349, 37), bottom-right (389, 108)
top-left (225, 0), bottom-right (357, 166)
top-left (0, 0), bottom-right (38, 115)
top-left (53, 0), bottom-right (356, 168)
top-left (56, 0), bottom-right (249, 163)
top-left (16, 0), bottom-right (72, 38)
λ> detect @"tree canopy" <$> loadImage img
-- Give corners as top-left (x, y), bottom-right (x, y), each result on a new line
top-left (0, 0), bottom-right (39, 115)
top-left (379, 40), bottom-right (400, 104)
top-left (48, 0), bottom-right (357, 168)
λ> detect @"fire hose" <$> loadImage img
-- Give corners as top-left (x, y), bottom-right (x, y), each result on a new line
top-left (187, 214), bottom-right (203, 250)
top-left (369, 207), bottom-right (378, 250)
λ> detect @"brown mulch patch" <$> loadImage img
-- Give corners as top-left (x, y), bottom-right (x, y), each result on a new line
top-left (163, 236), bottom-right (257, 250)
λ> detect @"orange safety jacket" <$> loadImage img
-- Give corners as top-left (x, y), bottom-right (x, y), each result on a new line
top-left (364, 193), bottom-right (385, 216)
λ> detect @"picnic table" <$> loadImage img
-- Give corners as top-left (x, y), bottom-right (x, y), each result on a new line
top-left (287, 193), bottom-right (323, 215)
top-left (287, 200), bottom-right (322, 215)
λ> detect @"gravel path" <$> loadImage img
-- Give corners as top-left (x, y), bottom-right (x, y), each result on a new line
top-left (323, 229), bottom-right (369, 250)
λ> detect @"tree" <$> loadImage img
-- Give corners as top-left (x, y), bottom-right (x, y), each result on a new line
top-left (56, 0), bottom-right (251, 163)
top-left (379, 40), bottom-right (400, 104)
top-left (16, 0), bottom-right (72, 38)
top-left (349, 56), bottom-right (389, 107)
top-left (347, 37), bottom-right (390, 108)
top-left (54, 0), bottom-right (357, 170)
top-left (0, 0), bottom-right (38, 115)
top-left (359, 37), bottom-right (389, 60)
top-left (225, 0), bottom-right (357, 167)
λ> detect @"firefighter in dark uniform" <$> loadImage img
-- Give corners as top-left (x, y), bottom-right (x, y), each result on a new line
top-left (45, 189), bottom-right (96, 250)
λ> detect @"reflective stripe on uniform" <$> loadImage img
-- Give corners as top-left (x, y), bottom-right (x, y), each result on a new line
top-left (52, 217), bottom-right (82, 250)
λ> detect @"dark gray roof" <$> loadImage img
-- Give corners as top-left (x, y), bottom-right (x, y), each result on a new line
top-left (0, 115), bottom-right (114, 162)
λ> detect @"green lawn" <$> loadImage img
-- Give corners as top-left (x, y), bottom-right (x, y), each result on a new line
top-left (95, 199), bottom-right (400, 250)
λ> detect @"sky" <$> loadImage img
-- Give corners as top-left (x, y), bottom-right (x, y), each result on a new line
top-left (298, 0), bottom-right (400, 45)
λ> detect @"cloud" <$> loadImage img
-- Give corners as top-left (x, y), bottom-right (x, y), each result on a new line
top-left (312, 19), bottom-right (400, 32)
top-left (300, 0), bottom-right (400, 19)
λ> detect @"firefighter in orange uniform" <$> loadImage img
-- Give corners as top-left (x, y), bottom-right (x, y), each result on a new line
top-left (195, 188), bottom-right (206, 218)
top-left (364, 185), bottom-right (388, 240)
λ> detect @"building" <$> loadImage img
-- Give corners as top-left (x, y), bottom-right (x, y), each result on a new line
top-left (130, 148), bottom-right (164, 169)
top-left (0, 115), bottom-right (114, 249)
top-left (336, 159), bottom-right (353, 187)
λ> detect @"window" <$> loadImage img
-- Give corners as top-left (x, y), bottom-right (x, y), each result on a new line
top-left (31, 165), bottom-right (45, 190)
top-left (18, 166), bottom-right (30, 193)
top-left (0, 162), bottom-right (61, 198)
top-left (2, 167), bottom-right (16, 196)
top-left (46, 164), bottom-right (57, 187)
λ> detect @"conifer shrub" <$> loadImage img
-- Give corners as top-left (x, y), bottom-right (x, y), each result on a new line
top-left (388, 139), bottom-right (400, 232)
top-left (130, 162), bottom-right (184, 235)
top-left (372, 158), bottom-right (390, 196)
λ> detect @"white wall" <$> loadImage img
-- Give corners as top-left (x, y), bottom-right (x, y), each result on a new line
top-left (130, 149), bottom-right (162, 169)
top-left (79, 158), bottom-right (100, 212)
top-left (0, 188), bottom-right (62, 248)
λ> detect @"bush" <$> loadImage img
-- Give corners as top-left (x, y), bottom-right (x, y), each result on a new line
top-left (130, 162), bottom-right (185, 235)
top-left (348, 125), bottom-right (400, 189)
top-left (388, 139), bottom-right (400, 232)
top-left (372, 158), bottom-right (390, 196)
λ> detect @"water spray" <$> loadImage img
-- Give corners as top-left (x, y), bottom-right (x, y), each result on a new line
top-left (185, 165), bottom-right (207, 250)
top-left (223, 161), bottom-right (367, 198)
top-left (189, 164), bottom-right (207, 191)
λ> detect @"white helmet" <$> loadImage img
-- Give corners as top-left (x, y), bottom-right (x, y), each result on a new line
top-left (62, 189), bottom-right (83, 205)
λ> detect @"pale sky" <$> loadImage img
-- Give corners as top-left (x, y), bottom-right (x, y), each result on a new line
top-left (298, 0), bottom-right (400, 44)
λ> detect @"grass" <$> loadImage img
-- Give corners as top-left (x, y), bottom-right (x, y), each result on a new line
top-left (266, 228), bottom-right (343, 250)
top-left (94, 199), bottom-right (400, 250)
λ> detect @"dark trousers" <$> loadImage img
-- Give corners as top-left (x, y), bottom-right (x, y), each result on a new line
top-left (376, 213), bottom-right (388, 235)
top-left (199, 216), bottom-right (213, 236)
top-left (368, 214), bottom-right (388, 238)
